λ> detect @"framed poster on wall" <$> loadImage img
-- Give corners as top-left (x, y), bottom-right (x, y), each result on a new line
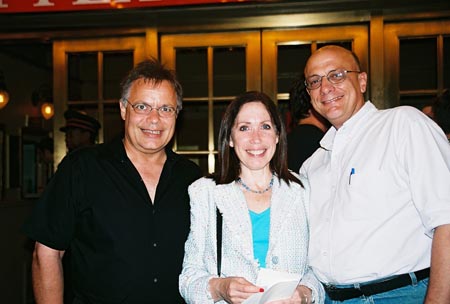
top-left (21, 127), bottom-right (51, 199)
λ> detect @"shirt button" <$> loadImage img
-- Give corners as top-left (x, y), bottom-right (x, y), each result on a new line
top-left (272, 256), bottom-right (279, 264)
top-left (153, 278), bottom-right (158, 283)
top-left (153, 243), bottom-right (157, 247)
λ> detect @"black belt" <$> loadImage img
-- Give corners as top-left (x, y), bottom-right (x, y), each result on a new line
top-left (324, 268), bottom-right (430, 301)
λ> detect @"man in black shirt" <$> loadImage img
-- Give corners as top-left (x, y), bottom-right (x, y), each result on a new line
top-left (23, 59), bottom-right (202, 303)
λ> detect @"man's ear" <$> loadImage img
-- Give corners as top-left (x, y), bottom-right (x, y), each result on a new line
top-left (119, 100), bottom-right (127, 121)
top-left (358, 72), bottom-right (368, 93)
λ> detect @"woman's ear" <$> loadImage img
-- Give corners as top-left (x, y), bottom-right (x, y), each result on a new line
top-left (229, 138), bottom-right (234, 148)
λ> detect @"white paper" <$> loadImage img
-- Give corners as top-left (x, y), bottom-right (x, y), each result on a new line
top-left (243, 268), bottom-right (301, 304)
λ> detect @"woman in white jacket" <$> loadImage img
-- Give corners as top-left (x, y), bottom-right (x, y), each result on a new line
top-left (180, 91), bottom-right (324, 304)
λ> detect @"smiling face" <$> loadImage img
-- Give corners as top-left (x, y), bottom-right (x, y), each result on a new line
top-left (120, 78), bottom-right (177, 157)
top-left (305, 46), bottom-right (367, 129)
top-left (229, 101), bottom-right (279, 174)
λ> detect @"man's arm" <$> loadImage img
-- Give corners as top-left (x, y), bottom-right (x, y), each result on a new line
top-left (32, 241), bottom-right (65, 304)
top-left (425, 224), bottom-right (450, 304)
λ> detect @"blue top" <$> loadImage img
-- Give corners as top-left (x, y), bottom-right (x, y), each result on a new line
top-left (249, 208), bottom-right (270, 267)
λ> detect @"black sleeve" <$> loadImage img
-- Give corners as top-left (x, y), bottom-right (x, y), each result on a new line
top-left (22, 155), bottom-right (80, 250)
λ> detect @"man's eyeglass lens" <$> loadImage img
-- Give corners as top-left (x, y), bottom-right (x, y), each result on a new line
top-left (305, 69), bottom-right (360, 90)
top-left (125, 99), bottom-right (177, 117)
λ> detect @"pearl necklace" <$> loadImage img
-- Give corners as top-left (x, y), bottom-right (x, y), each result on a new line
top-left (236, 173), bottom-right (274, 194)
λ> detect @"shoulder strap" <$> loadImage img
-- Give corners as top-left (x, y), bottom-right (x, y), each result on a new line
top-left (216, 208), bottom-right (222, 276)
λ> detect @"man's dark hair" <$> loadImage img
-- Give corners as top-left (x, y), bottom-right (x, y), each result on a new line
top-left (120, 58), bottom-right (183, 110)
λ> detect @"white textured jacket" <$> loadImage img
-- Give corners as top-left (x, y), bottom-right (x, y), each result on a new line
top-left (179, 174), bottom-right (324, 303)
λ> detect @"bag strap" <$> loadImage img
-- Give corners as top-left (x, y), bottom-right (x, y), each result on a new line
top-left (216, 207), bottom-right (222, 276)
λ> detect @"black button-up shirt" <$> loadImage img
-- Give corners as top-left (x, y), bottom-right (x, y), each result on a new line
top-left (23, 137), bottom-right (202, 303)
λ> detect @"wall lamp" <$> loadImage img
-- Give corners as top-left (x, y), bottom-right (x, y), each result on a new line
top-left (0, 70), bottom-right (10, 110)
top-left (32, 84), bottom-right (54, 120)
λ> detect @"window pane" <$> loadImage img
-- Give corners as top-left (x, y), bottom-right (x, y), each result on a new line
top-left (213, 47), bottom-right (246, 96)
top-left (444, 36), bottom-right (450, 89)
top-left (176, 101), bottom-right (208, 150)
top-left (278, 44), bottom-right (311, 93)
top-left (176, 48), bottom-right (208, 97)
top-left (400, 38), bottom-right (437, 90)
top-left (399, 95), bottom-right (435, 110)
top-left (103, 52), bottom-right (133, 100)
top-left (104, 103), bottom-right (124, 143)
top-left (184, 154), bottom-right (210, 175)
top-left (68, 53), bottom-right (98, 101)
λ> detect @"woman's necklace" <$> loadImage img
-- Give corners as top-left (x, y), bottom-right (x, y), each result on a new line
top-left (236, 172), bottom-right (274, 194)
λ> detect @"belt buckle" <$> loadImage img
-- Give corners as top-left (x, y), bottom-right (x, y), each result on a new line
top-left (324, 283), bottom-right (365, 301)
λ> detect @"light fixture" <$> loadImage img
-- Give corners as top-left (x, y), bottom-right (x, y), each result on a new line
top-left (0, 70), bottom-right (10, 110)
top-left (32, 84), bottom-right (53, 119)
top-left (41, 102), bottom-right (54, 120)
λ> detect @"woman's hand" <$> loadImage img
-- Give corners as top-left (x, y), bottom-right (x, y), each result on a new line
top-left (209, 276), bottom-right (263, 303)
top-left (266, 285), bottom-right (313, 304)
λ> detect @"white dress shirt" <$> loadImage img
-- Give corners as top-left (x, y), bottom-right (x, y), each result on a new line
top-left (300, 101), bottom-right (450, 284)
top-left (179, 174), bottom-right (324, 303)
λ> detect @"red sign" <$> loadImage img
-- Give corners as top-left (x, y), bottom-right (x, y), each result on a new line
top-left (0, 0), bottom-right (252, 14)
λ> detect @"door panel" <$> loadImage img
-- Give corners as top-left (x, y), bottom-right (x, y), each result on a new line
top-left (262, 26), bottom-right (368, 129)
top-left (262, 25), bottom-right (369, 102)
top-left (53, 37), bottom-right (146, 165)
top-left (384, 20), bottom-right (450, 108)
top-left (161, 28), bottom-right (369, 174)
top-left (161, 31), bottom-right (261, 173)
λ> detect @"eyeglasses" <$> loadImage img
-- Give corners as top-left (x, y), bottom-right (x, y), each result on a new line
top-left (304, 69), bottom-right (360, 90)
top-left (124, 98), bottom-right (178, 118)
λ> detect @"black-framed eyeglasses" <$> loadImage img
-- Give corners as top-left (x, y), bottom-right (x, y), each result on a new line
top-left (123, 98), bottom-right (178, 118)
top-left (305, 69), bottom-right (361, 90)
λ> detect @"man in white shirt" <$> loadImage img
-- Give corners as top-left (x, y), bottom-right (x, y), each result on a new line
top-left (300, 45), bottom-right (450, 303)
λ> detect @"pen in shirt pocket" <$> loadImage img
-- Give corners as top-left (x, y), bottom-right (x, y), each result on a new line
top-left (348, 168), bottom-right (355, 185)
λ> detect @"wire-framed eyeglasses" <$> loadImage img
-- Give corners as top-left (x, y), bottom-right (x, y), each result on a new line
top-left (305, 69), bottom-right (361, 90)
top-left (124, 98), bottom-right (178, 118)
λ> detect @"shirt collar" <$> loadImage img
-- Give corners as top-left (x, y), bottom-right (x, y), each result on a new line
top-left (105, 136), bottom-right (179, 165)
top-left (320, 101), bottom-right (377, 150)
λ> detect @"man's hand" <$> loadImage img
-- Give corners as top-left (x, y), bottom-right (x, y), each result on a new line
top-left (267, 285), bottom-right (313, 304)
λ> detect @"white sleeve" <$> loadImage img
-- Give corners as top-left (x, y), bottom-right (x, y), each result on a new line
top-left (179, 178), bottom-right (218, 303)
top-left (398, 110), bottom-right (450, 235)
